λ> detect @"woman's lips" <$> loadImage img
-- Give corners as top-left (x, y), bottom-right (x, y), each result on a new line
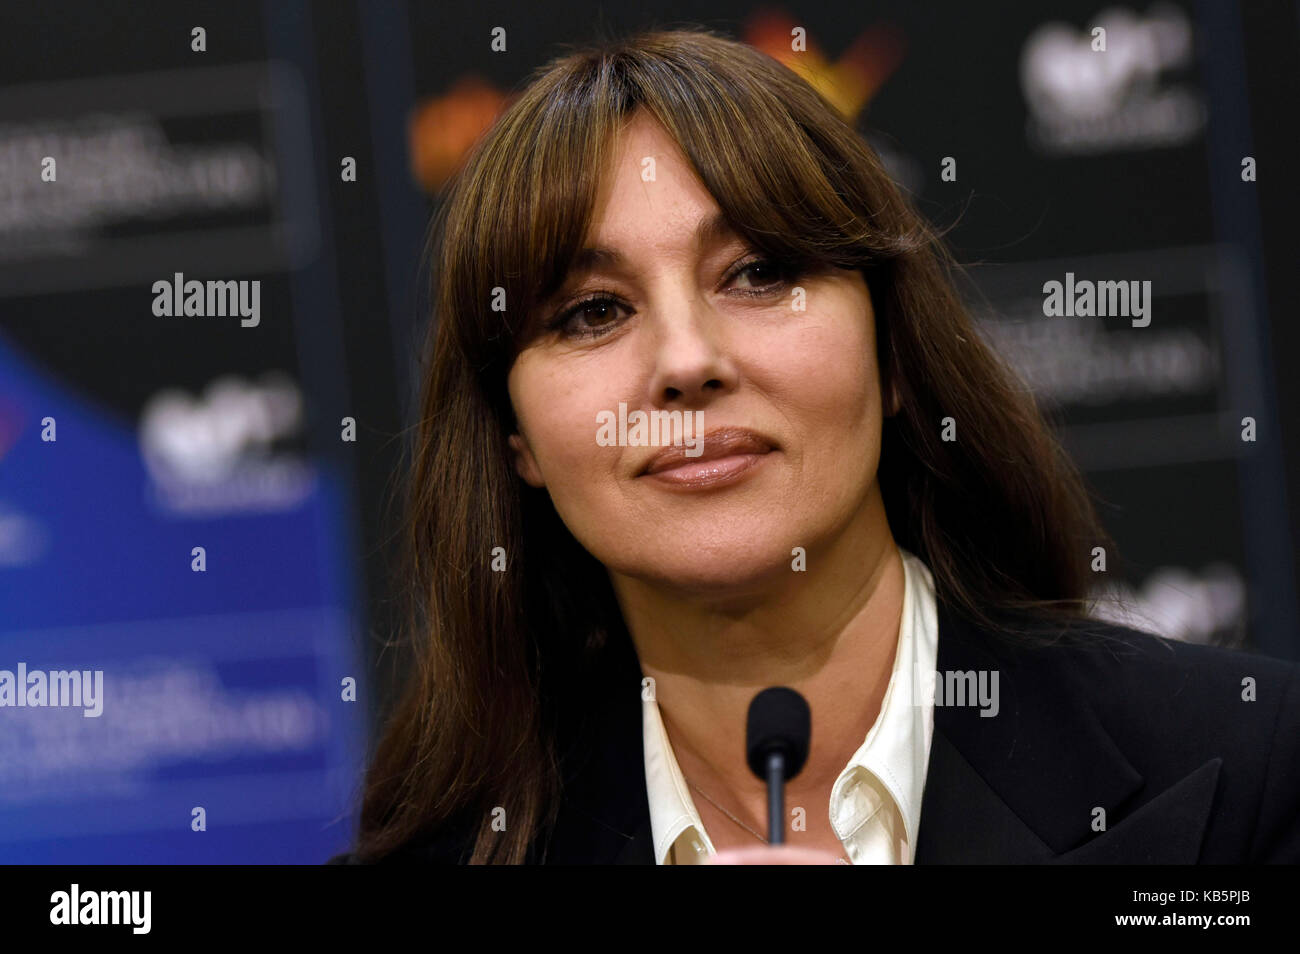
top-left (638, 428), bottom-right (776, 490)
top-left (642, 451), bottom-right (771, 488)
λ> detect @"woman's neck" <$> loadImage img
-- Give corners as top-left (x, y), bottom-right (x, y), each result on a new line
top-left (611, 489), bottom-right (906, 815)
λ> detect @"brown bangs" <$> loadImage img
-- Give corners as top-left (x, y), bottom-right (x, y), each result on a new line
top-left (437, 29), bottom-right (927, 378)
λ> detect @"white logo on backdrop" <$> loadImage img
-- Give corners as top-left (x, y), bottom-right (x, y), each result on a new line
top-left (1020, 4), bottom-right (1206, 155)
top-left (139, 372), bottom-right (314, 515)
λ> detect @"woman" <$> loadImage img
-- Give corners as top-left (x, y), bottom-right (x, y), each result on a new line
top-left (333, 28), bottom-right (1300, 865)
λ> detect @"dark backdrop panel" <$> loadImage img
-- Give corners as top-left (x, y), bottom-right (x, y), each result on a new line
top-left (0, 0), bottom-right (1296, 863)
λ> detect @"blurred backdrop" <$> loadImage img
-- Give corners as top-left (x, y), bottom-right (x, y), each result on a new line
top-left (1, 0), bottom-right (1298, 862)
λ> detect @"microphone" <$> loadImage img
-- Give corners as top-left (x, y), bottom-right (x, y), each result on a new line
top-left (745, 687), bottom-right (811, 845)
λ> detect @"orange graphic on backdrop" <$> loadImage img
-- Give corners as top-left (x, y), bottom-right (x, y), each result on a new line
top-left (743, 9), bottom-right (904, 122)
top-left (408, 11), bottom-right (905, 194)
top-left (408, 76), bottom-right (509, 194)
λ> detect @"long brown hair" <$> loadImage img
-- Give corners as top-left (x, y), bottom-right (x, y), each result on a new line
top-left (355, 27), bottom-right (1112, 864)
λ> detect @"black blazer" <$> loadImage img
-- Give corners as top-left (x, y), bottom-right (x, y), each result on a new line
top-left (331, 601), bottom-right (1300, 864)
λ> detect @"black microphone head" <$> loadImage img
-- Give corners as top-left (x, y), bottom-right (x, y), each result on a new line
top-left (746, 687), bottom-right (811, 781)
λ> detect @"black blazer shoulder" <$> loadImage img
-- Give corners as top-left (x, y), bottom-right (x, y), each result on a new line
top-left (329, 603), bottom-right (1300, 864)
top-left (914, 606), bottom-right (1300, 862)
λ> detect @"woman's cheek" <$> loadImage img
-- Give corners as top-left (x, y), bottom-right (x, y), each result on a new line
top-left (540, 409), bottom-right (621, 494)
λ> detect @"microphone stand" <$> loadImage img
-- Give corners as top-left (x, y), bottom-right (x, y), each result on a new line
top-left (766, 750), bottom-right (786, 844)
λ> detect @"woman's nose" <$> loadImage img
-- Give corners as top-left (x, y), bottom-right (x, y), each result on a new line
top-left (643, 295), bottom-right (738, 406)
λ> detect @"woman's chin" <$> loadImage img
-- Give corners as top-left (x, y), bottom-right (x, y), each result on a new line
top-left (623, 552), bottom-right (799, 598)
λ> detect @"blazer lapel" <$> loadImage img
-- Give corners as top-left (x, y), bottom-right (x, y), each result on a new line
top-left (539, 632), bottom-right (655, 865)
top-left (915, 726), bottom-right (1055, 862)
top-left (915, 604), bottom-right (1219, 864)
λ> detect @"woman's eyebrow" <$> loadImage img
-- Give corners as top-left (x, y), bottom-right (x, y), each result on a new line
top-left (532, 211), bottom-right (743, 319)
top-left (564, 211), bottom-right (739, 280)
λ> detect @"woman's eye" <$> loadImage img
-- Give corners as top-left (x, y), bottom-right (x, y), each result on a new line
top-left (548, 260), bottom-right (796, 339)
top-left (728, 258), bottom-right (793, 293)
top-left (554, 296), bottom-right (629, 338)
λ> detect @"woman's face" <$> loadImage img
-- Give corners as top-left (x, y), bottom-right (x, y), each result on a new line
top-left (507, 111), bottom-right (889, 594)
